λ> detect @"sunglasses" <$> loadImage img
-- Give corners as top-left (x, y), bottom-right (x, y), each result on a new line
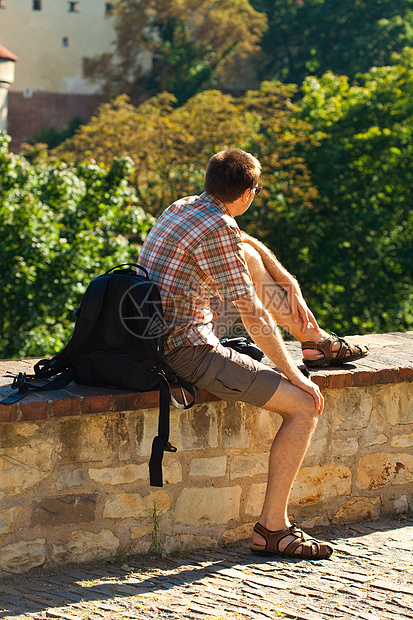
top-left (250, 185), bottom-right (263, 195)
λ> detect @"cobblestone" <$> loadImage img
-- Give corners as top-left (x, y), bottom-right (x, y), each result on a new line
top-left (1, 517), bottom-right (412, 619)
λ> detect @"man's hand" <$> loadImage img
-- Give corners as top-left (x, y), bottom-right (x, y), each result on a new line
top-left (289, 372), bottom-right (324, 414)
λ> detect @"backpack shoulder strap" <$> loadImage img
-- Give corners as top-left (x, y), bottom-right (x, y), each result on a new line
top-left (56, 273), bottom-right (110, 362)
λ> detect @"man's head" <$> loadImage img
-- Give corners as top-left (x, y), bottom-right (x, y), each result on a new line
top-left (204, 148), bottom-right (261, 204)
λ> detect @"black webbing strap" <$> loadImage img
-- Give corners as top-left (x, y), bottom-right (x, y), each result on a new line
top-left (149, 378), bottom-right (177, 487)
top-left (0, 367), bottom-right (75, 404)
top-left (148, 374), bottom-right (196, 487)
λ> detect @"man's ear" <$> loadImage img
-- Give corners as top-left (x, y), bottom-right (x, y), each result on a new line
top-left (241, 187), bottom-right (251, 203)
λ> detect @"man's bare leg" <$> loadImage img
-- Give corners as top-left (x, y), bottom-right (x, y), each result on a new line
top-left (243, 242), bottom-right (336, 360)
top-left (242, 242), bottom-right (330, 551)
top-left (252, 376), bottom-right (320, 552)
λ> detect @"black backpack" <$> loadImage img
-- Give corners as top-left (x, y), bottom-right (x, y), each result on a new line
top-left (1, 264), bottom-right (195, 487)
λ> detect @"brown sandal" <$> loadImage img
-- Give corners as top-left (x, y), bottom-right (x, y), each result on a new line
top-left (250, 522), bottom-right (333, 560)
top-left (302, 332), bottom-right (369, 368)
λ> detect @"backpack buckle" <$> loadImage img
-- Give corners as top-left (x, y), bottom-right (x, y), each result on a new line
top-left (12, 372), bottom-right (27, 390)
top-left (164, 441), bottom-right (177, 453)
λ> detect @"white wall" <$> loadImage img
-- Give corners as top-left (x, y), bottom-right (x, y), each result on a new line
top-left (0, 57), bottom-right (15, 131)
top-left (0, 0), bottom-right (116, 94)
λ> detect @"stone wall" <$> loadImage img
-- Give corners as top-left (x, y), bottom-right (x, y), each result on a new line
top-left (0, 332), bottom-right (412, 574)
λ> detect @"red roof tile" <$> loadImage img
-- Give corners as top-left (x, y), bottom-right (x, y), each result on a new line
top-left (0, 44), bottom-right (18, 61)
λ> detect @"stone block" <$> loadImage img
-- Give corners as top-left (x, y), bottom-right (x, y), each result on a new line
top-left (179, 404), bottom-right (219, 450)
top-left (174, 487), bottom-right (242, 526)
top-left (245, 482), bottom-right (266, 516)
top-left (55, 469), bottom-right (84, 490)
top-left (356, 452), bottom-right (413, 490)
top-left (329, 438), bottom-right (359, 456)
top-left (299, 514), bottom-right (330, 529)
top-left (51, 529), bottom-right (119, 564)
top-left (190, 456), bottom-right (227, 477)
top-left (365, 433), bottom-right (388, 447)
top-left (58, 416), bottom-right (114, 464)
top-left (222, 402), bottom-right (251, 449)
top-left (391, 433), bottom-right (413, 448)
top-left (163, 461), bottom-right (183, 485)
top-left (373, 383), bottom-right (413, 426)
top-left (222, 522), bottom-right (255, 545)
top-left (362, 409), bottom-right (387, 446)
top-left (0, 539), bottom-right (46, 573)
top-left (230, 454), bottom-right (268, 479)
top-left (89, 463), bottom-right (147, 485)
top-left (103, 489), bottom-right (170, 519)
top-left (332, 496), bottom-right (382, 523)
top-left (290, 464), bottom-right (352, 505)
top-left (130, 522), bottom-right (153, 540)
top-left (0, 506), bottom-right (23, 535)
top-left (164, 533), bottom-right (217, 553)
top-left (392, 495), bottom-right (409, 515)
top-left (31, 494), bottom-right (97, 526)
top-left (0, 438), bottom-right (55, 495)
top-left (135, 408), bottom-right (160, 456)
top-left (304, 415), bottom-right (328, 460)
top-left (256, 410), bottom-right (281, 445)
top-left (131, 540), bottom-right (152, 555)
top-left (327, 388), bottom-right (372, 431)
top-left (103, 492), bottom-right (144, 519)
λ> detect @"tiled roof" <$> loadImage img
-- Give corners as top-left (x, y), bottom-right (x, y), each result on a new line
top-left (0, 44), bottom-right (18, 61)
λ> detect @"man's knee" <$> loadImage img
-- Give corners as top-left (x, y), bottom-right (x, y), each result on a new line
top-left (294, 398), bottom-right (319, 430)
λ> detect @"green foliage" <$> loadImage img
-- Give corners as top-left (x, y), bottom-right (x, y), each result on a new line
top-left (56, 54), bottom-right (413, 335)
top-left (57, 90), bottom-right (256, 216)
top-left (5, 47), bottom-right (413, 359)
top-left (27, 116), bottom-right (83, 149)
top-left (0, 133), bottom-right (154, 358)
top-left (252, 0), bottom-right (413, 85)
top-left (292, 49), bottom-right (413, 333)
top-left (85, 0), bottom-right (267, 104)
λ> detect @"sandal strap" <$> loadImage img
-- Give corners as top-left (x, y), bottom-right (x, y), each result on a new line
top-left (253, 522), bottom-right (332, 558)
top-left (302, 333), bottom-right (365, 361)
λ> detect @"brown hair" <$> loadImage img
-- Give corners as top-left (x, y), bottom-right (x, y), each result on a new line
top-left (204, 148), bottom-right (261, 203)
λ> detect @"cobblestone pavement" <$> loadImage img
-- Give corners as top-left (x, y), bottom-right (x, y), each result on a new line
top-left (1, 518), bottom-right (412, 620)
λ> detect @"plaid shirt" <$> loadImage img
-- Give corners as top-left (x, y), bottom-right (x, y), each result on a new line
top-left (138, 192), bottom-right (254, 353)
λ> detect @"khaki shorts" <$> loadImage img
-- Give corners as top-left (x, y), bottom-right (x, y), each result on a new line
top-left (165, 342), bottom-right (281, 407)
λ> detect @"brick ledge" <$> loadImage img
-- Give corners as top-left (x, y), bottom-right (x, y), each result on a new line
top-left (0, 332), bottom-right (412, 423)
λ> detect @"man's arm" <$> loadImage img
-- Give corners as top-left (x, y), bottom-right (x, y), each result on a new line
top-left (240, 231), bottom-right (321, 335)
top-left (234, 295), bottom-right (323, 412)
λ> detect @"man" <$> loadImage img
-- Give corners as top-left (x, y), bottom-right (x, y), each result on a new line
top-left (139, 148), bottom-right (368, 560)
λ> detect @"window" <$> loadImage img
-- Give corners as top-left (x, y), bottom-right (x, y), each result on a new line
top-left (62, 37), bottom-right (70, 47)
top-left (68, 1), bottom-right (79, 12)
top-left (82, 57), bottom-right (90, 75)
top-left (24, 87), bottom-right (33, 99)
top-left (105, 2), bottom-right (114, 16)
top-left (33, 0), bottom-right (41, 10)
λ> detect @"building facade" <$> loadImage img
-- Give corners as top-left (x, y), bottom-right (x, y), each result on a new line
top-left (0, 0), bottom-right (117, 148)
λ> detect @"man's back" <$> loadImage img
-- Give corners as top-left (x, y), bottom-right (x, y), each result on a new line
top-left (138, 192), bottom-right (253, 353)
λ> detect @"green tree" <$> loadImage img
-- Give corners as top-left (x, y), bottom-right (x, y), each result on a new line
top-left (86, 0), bottom-right (267, 104)
top-left (56, 90), bottom-right (255, 215)
top-left (0, 134), bottom-right (153, 358)
top-left (294, 48), bottom-right (413, 333)
top-left (252, 0), bottom-right (413, 85)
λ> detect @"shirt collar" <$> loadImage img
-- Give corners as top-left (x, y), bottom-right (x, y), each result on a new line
top-left (200, 192), bottom-right (233, 218)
